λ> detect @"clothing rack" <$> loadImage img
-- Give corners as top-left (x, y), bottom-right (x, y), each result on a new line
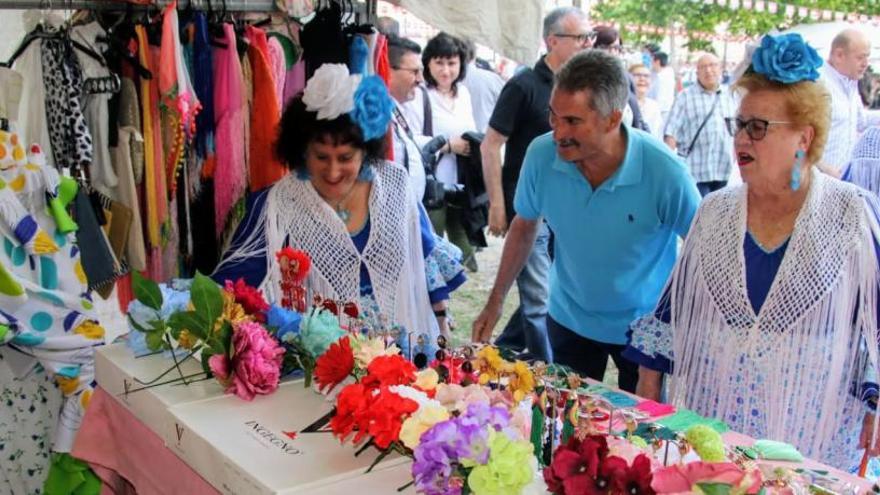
top-left (0, 0), bottom-right (280, 11)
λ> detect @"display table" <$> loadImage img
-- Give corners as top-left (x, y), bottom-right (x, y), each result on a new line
top-left (73, 343), bottom-right (873, 494)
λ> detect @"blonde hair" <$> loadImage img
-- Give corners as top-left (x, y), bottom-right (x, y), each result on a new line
top-left (628, 63), bottom-right (649, 73)
top-left (733, 72), bottom-right (831, 164)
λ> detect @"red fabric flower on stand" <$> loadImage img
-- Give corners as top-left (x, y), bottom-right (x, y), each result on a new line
top-left (276, 247), bottom-right (311, 283)
top-left (544, 435), bottom-right (611, 495)
top-left (315, 336), bottom-right (355, 392)
top-left (225, 278), bottom-right (270, 321)
top-left (363, 355), bottom-right (417, 387)
top-left (361, 387), bottom-right (419, 449)
top-left (609, 454), bottom-right (655, 495)
top-left (330, 383), bottom-right (373, 444)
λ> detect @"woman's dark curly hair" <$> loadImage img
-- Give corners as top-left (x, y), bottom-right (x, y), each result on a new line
top-left (422, 32), bottom-right (468, 95)
top-left (275, 97), bottom-right (387, 170)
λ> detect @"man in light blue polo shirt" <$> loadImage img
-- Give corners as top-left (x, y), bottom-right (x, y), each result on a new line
top-left (472, 49), bottom-right (700, 392)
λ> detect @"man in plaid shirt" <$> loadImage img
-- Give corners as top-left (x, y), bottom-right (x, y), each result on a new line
top-left (664, 53), bottom-right (737, 197)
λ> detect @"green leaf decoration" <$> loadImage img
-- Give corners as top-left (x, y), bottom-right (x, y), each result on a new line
top-left (168, 311), bottom-right (208, 341)
top-left (127, 314), bottom-right (148, 334)
top-left (145, 329), bottom-right (167, 352)
top-left (201, 350), bottom-right (215, 376)
top-left (190, 272), bottom-right (223, 329)
top-left (212, 320), bottom-right (234, 357)
top-left (132, 271), bottom-right (163, 311)
top-left (695, 482), bottom-right (733, 495)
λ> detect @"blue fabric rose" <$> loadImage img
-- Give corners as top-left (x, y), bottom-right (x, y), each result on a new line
top-left (266, 304), bottom-right (302, 344)
top-left (751, 33), bottom-right (823, 84)
top-left (351, 75), bottom-right (394, 141)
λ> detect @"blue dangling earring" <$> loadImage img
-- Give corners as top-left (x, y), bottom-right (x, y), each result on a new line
top-left (790, 150), bottom-right (805, 191)
top-left (357, 163), bottom-right (375, 182)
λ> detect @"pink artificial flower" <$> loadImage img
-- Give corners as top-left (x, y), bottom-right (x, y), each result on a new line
top-left (651, 462), bottom-right (763, 494)
top-left (211, 321), bottom-right (285, 401)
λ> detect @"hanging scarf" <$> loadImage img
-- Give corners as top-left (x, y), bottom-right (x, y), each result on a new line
top-left (245, 25), bottom-right (287, 192)
top-left (665, 168), bottom-right (880, 469)
top-left (40, 35), bottom-right (93, 174)
top-left (192, 12), bottom-right (215, 161)
top-left (134, 27), bottom-right (161, 251)
top-left (212, 23), bottom-right (247, 236)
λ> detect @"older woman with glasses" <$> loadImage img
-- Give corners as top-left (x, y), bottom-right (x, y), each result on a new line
top-left (624, 34), bottom-right (880, 470)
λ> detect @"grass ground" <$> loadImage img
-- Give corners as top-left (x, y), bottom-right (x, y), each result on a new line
top-left (445, 235), bottom-right (619, 386)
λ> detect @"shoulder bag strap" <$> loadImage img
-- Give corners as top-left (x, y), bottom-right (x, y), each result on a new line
top-left (685, 90), bottom-right (721, 156)
top-left (419, 85), bottom-right (433, 137)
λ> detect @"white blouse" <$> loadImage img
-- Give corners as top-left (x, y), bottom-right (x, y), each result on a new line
top-left (403, 85), bottom-right (477, 185)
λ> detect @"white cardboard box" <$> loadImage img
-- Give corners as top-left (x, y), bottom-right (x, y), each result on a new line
top-left (95, 342), bottom-right (225, 437)
top-left (163, 380), bottom-right (408, 495)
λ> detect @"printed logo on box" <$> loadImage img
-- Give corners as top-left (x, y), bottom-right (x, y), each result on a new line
top-left (243, 420), bottom-right (302, 455)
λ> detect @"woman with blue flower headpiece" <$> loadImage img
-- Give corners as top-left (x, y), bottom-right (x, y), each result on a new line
top-left (624, 33), bottom-right (880, 470)
top-left (211, 64), bottom-right (465, 345)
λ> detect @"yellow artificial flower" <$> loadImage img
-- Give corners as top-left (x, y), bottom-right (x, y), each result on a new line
top-left (177, 329), bottom-right (198, 349)
top-left (80, 389), bottom-right (93, 409)
top-left (216, 290), bottom-right (251, 333)
top-left (508, 360), bottom-right (535, 402)
top-left (56, 375), bottom-right (80, 396)
top-left (414, 368), bottom-right (440, 391)
top-left (399, 405), bottom-right (450, 449)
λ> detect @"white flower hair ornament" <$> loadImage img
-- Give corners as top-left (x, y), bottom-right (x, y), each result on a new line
top-left (302, 63), bottom-right (395, 141)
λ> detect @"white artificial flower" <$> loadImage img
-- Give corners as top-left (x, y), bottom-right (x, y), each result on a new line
top-left (389, 385), bottom-right (442, 410)
top-left (302, 64), bottom-right (361, 120)
top-left (352, 335), bottom-right (399, 368)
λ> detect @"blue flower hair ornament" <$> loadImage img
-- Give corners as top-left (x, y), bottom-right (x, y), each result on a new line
top-left (751, 33), bottom-right (823, 84)
top-left (351, 75), bottom-right (394, 141)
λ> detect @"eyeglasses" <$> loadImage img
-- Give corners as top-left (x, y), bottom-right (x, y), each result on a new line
top-left (553, 32), bottom-right (595, 44)
top-left (392, 66), bottom-right (422, 77)
top-left (724, 117), bottom-right (793, 141)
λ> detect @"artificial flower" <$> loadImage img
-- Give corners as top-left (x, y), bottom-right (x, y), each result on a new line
top-left (363, 354), bottom-right (417, 387)
top-left (467, 429), bottom-right (535, 495)
top-left (389, 385), bottom-right (441, 410)
top-left (751, 33), bottom-right (822, 84)
top-left (330, 383), bottom-right (373, 444)
top-left (275, 247), bottom-right (311, 283)
top-left (225, 278), bottom-right (270, 321)
top-left (265, 304), bottom-right (301, 343)
top-left (608, 454), bottom-right (655, 495)
top-left (412, 415), bottom-right (489, 495)
top-left (414, 368), bottom-right (440, 392)
top-left (351, 75), bottom-right (394, 140)
top-left (399, 404), bottom-right (450, 449)
top-left (544, 435), bottom-right (610, 495)
top-left (351, 334), bottom-right (400, 369)
top-left (362, 386), bottom-right (420, 449)
top-left (177, 329), bottom-right (198, 349)
top-left (476, 346), bottom-right (510, 384)
top-left (302, 64), bottom-right (361, 120)
top-left (216, 290), bottom-right (251, 333)
top-left (651, 462), bottom-right (763, 495)
top-left (299, 307), bottom-right (347, 358)
top-left (314, 336), bottom-right (355, 392)
top-left (508, 360), bottom-right (535, 402)
top-left (210, 321), bottom-right (284, 401)
top-left (684, 425), bottom-right (726, 463)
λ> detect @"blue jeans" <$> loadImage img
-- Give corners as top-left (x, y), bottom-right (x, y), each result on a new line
top-left (494, 220), bottom-right (553, 362)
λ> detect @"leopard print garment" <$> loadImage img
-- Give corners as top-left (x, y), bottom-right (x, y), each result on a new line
top-left (40, 36), bottom-right (93, 174)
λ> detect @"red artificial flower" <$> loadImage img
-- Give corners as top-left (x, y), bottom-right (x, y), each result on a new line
top-left (361, 387), bottom-right (419, 449)
top-left (544, 435), bottom-right (611, 495)
top-left (315, 336), bottom-right (355, 392)
top-left (363, 355), bottom-right (417, 387)
top-left (330, 383), bottom-right (374, 444)
top-left (276, 247), bottom-right (311, 283)
top-left (321, 299), bottom-right (339, 315)
top-left (225, 278), bottom-right (270, 321)
top-left (342, 301), bottom-right (359, 318)
top-left (610, 454), bottom-right (655, 495)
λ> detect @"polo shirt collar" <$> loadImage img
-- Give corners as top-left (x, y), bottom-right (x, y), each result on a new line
top-left (551, 125), bottom-right (642, 191)
top-left (535, 56), bottom-right (553, 84)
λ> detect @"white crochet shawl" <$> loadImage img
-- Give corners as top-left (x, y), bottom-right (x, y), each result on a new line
top-left (668, 168), bottom-right (880, 465)
top-left (229, 162), bottom-right (437, 337)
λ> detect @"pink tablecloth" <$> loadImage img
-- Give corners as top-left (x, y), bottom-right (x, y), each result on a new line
top-left (71, 386), bottom-right (219, 495)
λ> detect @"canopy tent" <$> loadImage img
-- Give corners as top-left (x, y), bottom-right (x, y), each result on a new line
top-left (387, 0), bottom-right (544, 65)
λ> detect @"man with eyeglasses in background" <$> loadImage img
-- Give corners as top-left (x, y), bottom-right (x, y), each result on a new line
top-left (478, 6), bottom-right (591, 363)
top-left (663, 52), bottom-right (737, 197)
top-left (387, 35), bottom-right (429, 200)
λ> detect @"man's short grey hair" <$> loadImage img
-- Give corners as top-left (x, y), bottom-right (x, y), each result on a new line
top-left (555, 50), bottom-right (629, 118)
top-left (543, 7), bottom-right (587, 40)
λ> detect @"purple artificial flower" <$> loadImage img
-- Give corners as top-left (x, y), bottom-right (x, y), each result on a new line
top-left (411, 404), bottom-right (518, 494)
